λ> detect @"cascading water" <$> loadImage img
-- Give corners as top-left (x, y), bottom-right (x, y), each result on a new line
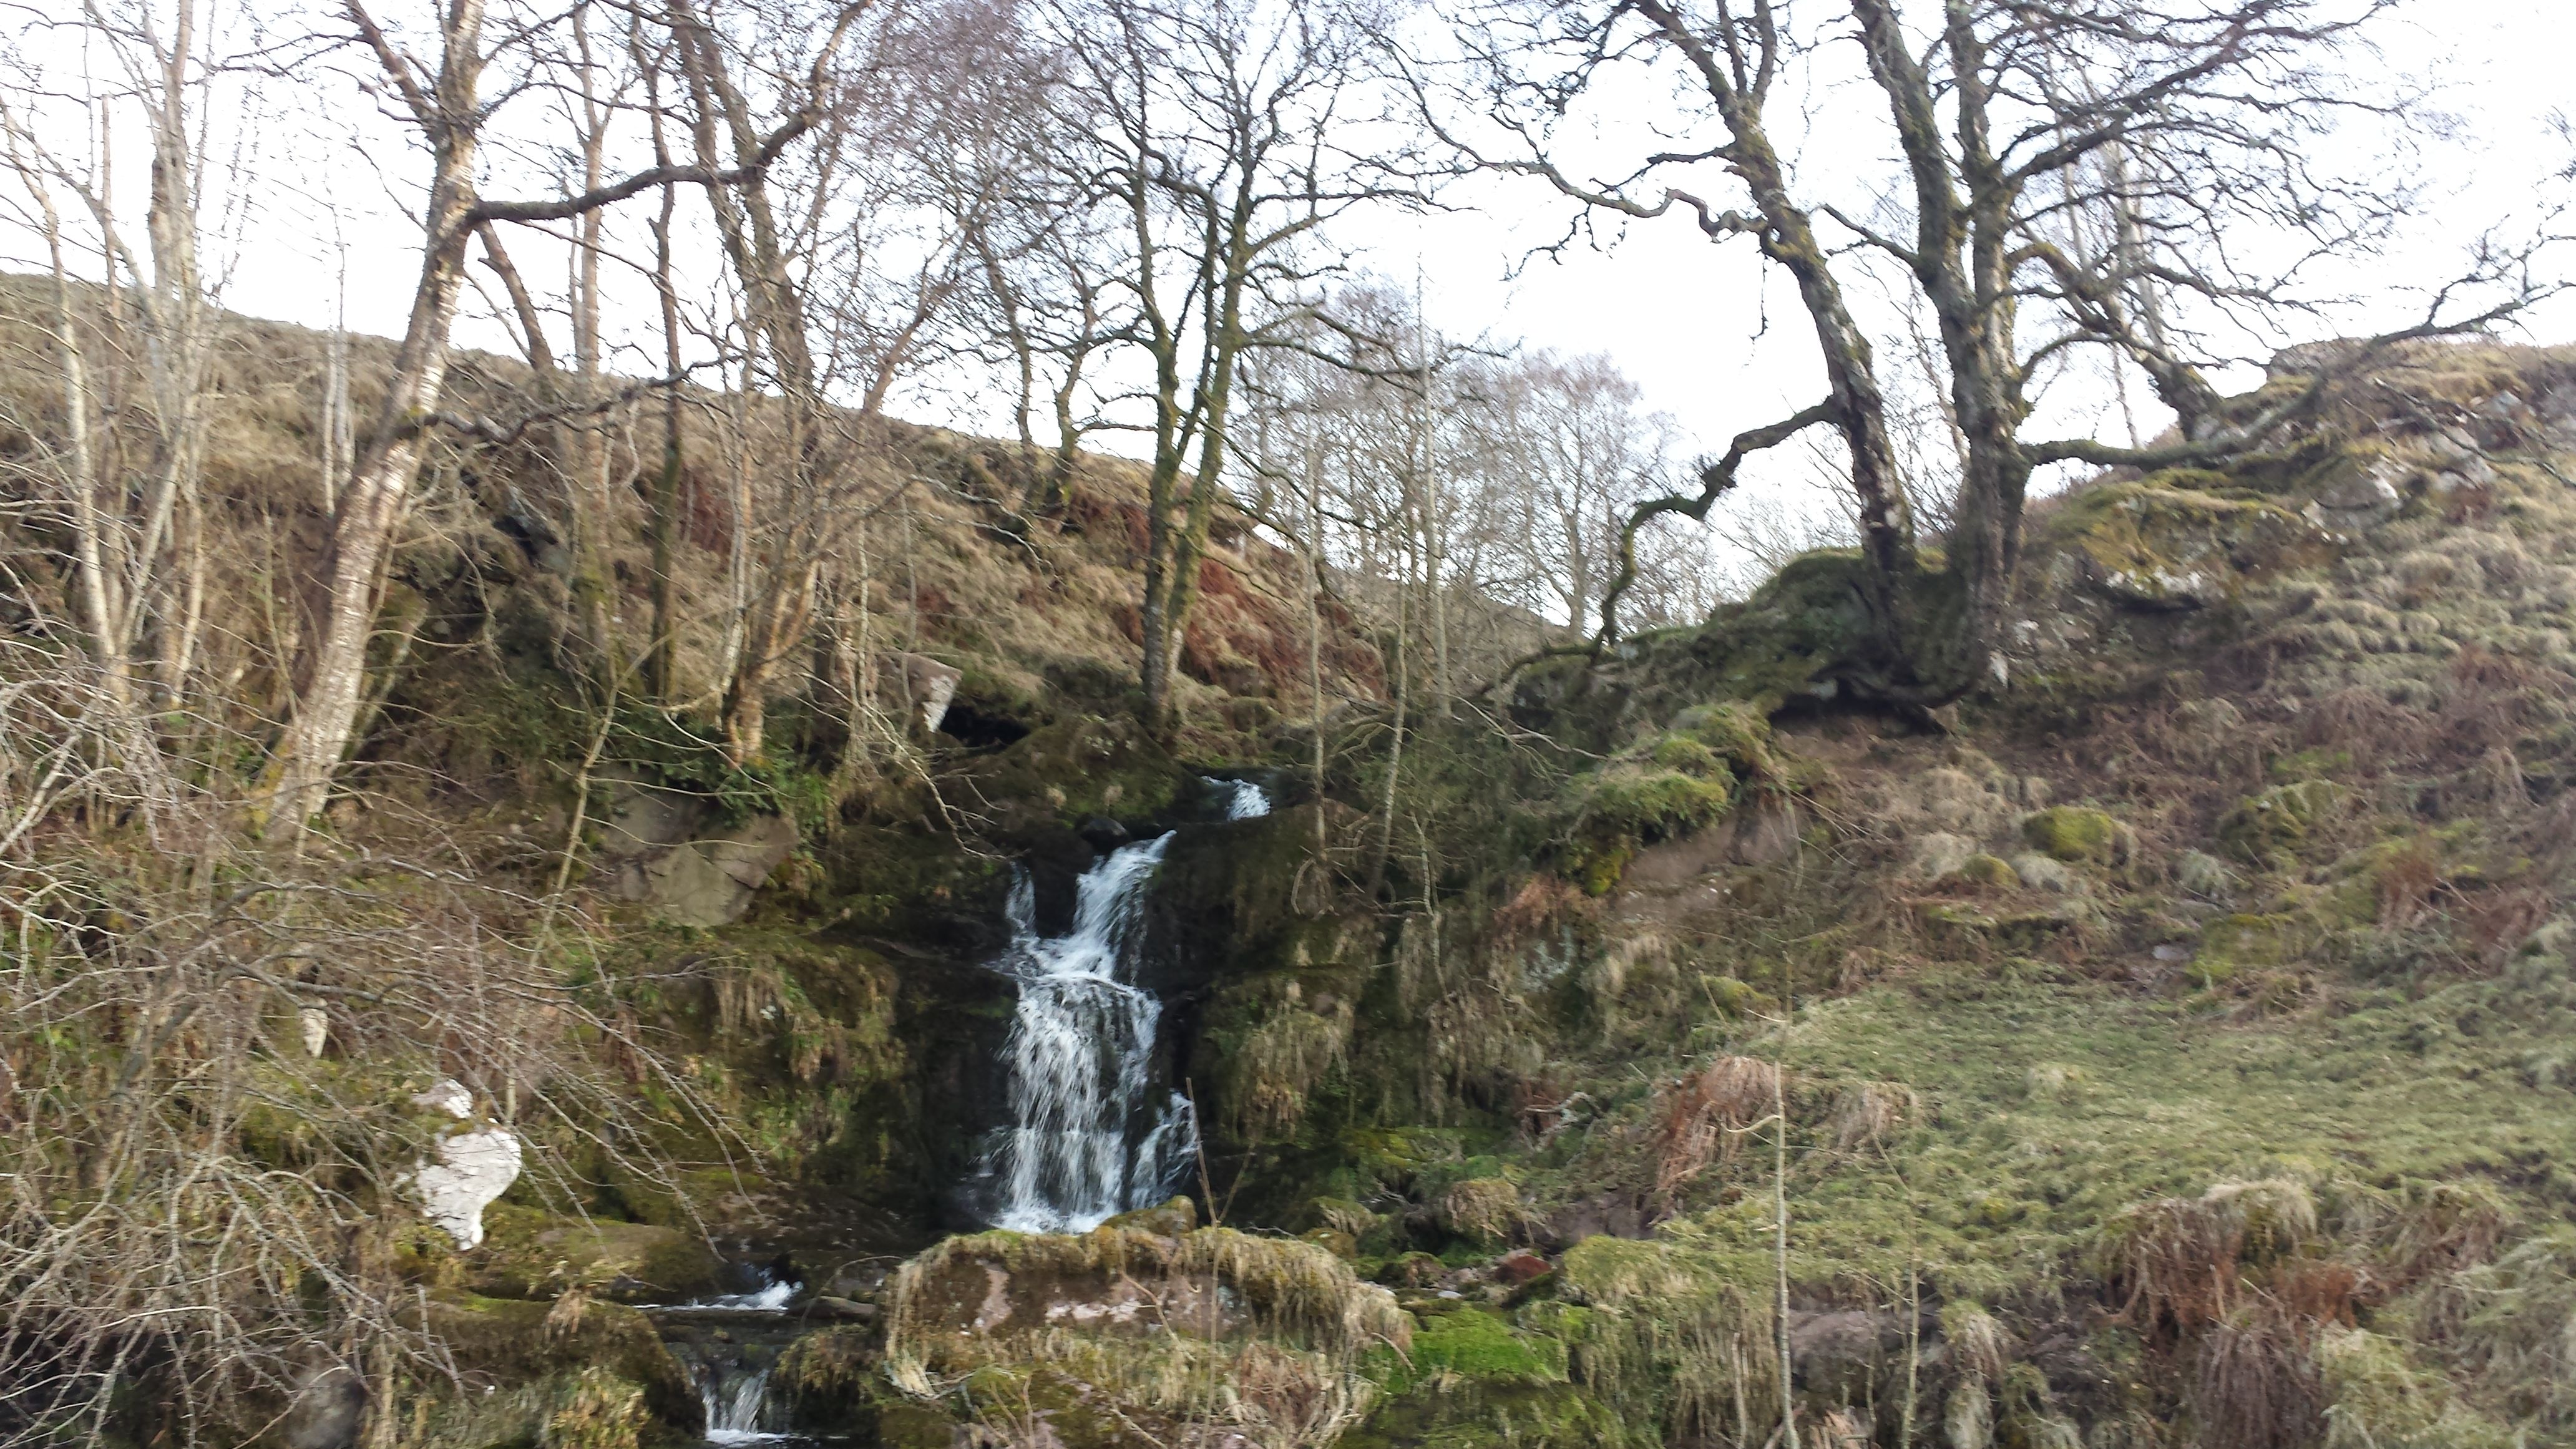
top-left (979, 778), bottom-right (1267, 1232)
top-left (699, 1367), bottom-right (774, 1446)
top-left (1211, 776), bottom-right (1272, 820)
top-left (645, 1259), bottom-right (804, 1444)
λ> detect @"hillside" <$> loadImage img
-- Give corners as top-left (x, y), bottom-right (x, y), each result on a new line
top-left (6, 290), bottom-right (2576, 1449)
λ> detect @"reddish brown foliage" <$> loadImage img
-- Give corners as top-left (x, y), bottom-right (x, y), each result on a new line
top-left (1652, 1056), bottom-right (1779, 1207)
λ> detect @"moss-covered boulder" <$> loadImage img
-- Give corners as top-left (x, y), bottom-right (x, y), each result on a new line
top-left (1561, 769), bottom-right (1737, 895)
top-left (419, 1291), bottom-right (700, 1433)
top-left (467, 1205), bottom-right (723, 1302)
top-left (2046, 474), bottom-right (2328, 610)
top-left (875, 1224), bottom-right (1410, 1448)
top-left (1954, 852), bottom-right (2022, 889)
top-left (2021, 806), bottom-right (2134, 866)
top-left (960, 715), bottom-right (1198, 832)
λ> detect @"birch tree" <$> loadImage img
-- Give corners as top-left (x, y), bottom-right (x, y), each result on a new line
top-left (1041, 0), bottom-right (1423, 732)
top-left (263, 0), bottom-right (853, 831)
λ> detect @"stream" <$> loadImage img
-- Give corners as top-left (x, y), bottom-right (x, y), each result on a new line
top-left (976, 776), bottom-right (1267, 1231)
top-left (648, 778), bottom-right (1269, 1438)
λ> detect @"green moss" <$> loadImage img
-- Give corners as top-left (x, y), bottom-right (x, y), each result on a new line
top-left (1956, 852), bottom-right (2021, 887)
top-left (1649, 735), bottom-right (1722, 774)
top-left (1669, 701), bottom-right (1779, 779)
top-left (2021, 806), bottom-right (2132, 865)
top-left (2220, 781), bottom-right (2346, 867)
top-left (1561, 769), bottom-right (1737, 895)
top-left (2044, 474), bottom-right (2326, 607)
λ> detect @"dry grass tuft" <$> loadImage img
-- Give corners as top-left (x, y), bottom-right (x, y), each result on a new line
top-left (1828, 1080), bottom-right (1916, 1151)
top-left (2094, 1178), bottom-right (2318, 1336)
top-left (1652, 1055), bottom-right (1782, 1204)
top-left (2195, 1303), bottom-right (2325, 1449)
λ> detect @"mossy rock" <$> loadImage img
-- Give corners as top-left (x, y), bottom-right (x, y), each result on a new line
top-left (1101, 1195), bottom-right (1197, 1238)
top-left (2046, 475), bottom-right (2327, 610)
top-left (1669, 701), bottom-right (1779, 779)
top-left (1561, 768), bottom-right (1737, 895)
top-left (421, 1292), bottom-right (700, 1433)
top-left (1648, 734), bottom-right (1723, 774)
top-left (959, 715), bottom-right (1196, 829)
top-left (469, 1204), bottom-right (722, 1302)
top-left (2219, 781), bottom-right (2346, 867)
top-left (1953, 852), bottom-right (2021, 889)
top-left (2193, 913), bottom-right (2314, 985)
top-left (2021, 806), bottom-right (2133, 865)
top-left (1920, 899), bottom-right (2095, 952)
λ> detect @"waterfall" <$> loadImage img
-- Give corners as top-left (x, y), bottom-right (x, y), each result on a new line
top-left (1211, 776), bottom-right (1272, 819)
top-left (699, 1366), bottom-right (773, 1445)
top-left (982, 778), bottom-right (1265, 1232)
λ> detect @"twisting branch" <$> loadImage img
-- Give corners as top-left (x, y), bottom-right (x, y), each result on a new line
top-left (1592, 400), bottom-right (1836, 646)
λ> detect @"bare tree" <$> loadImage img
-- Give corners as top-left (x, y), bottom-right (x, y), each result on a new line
top-left (1035, 0), bottom-right (1423, 731)
top-left (263, 0), bottom-right (855, 831)
top-left (1435, 0), bottom-right (2560, 703)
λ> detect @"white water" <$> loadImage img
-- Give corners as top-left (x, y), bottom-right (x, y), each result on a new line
top-left (679, 1277), bottom-right (796, 1312)
top-left (700, 1367), bottom-right (778, 1445)
top-left (1211, 776), bottom-right (1272, 819)
top-left (983, 780), bottom-right (1264, 1232)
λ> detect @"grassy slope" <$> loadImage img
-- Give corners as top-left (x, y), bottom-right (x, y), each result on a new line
top-left (1095, 341), bottom-right (2576, 1449)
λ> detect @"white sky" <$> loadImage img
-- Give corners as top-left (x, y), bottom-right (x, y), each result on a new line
top-left (1346, 0), bottom-right (2576, 471)
top-left (11, 0), bottom-right (2574, 535)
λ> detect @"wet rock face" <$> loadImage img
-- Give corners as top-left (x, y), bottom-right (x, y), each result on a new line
top-left (282, 1365), bottom-right (366, 1449)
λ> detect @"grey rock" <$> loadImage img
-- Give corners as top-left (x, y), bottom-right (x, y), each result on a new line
top-left (2308, 454), bottom-right (2409, 524)
top-left (283, 1365), bottom-right (367, 1449)
top-left (638, 814), bottom-right (799, 927)
top-left (1903, 832), bottom-right (1978, 882)
top-left (887, 651), bottom-right (962, 735)
top-left (2010, 852), bottom-right (2088, 895)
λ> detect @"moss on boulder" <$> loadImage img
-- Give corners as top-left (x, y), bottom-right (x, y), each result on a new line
top-left (467, 1204), bottom-right (722, 1302)
top-left (2045, 474), bottom-right (2328, 610)
top-left (877, 1223), bottom-right (1409, 1448)
top-left (2021, 806), bottom-right (2134, 865)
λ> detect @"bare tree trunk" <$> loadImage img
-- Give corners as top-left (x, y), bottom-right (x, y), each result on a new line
top-left (268, 0), bottom-right (487, 837)
top-left (1304, 446), bottom-right (1329, 869)
top-left (40, 212), bottom-right (132, 715)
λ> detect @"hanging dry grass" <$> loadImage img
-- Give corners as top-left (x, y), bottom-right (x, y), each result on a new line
top-left (1652, 1056), bottom-right (1782, 1206)
top-left (2194, 1302), bottom-right (2325, 1449)
top-left (2092, 1178), bottom-right (2318, 1337)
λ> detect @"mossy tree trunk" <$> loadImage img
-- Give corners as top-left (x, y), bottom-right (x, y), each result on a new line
top-left (1492, 0), bottom-right (2508, 709)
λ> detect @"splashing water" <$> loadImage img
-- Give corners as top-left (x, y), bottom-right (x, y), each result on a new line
top-left (699, 1366), bottom-right (777, 1445)
top-left (685, 1274), bottom-right (793, 1309)
top-left (1210, 776), bottom-right (1271, 819)
top-left (985, 831), bottom-right (1198, 1232)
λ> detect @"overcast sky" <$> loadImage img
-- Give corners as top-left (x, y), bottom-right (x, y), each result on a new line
top-left (1354, 0), bottom-right (2576, 473)
top-left (13, 0), bottom-right (2572, 539)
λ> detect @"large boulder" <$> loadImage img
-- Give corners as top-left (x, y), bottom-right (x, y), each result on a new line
top-left (622, 813), bottom-right (800, 927)
top-left (870, 1216), bottom-right (1409, 1449)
